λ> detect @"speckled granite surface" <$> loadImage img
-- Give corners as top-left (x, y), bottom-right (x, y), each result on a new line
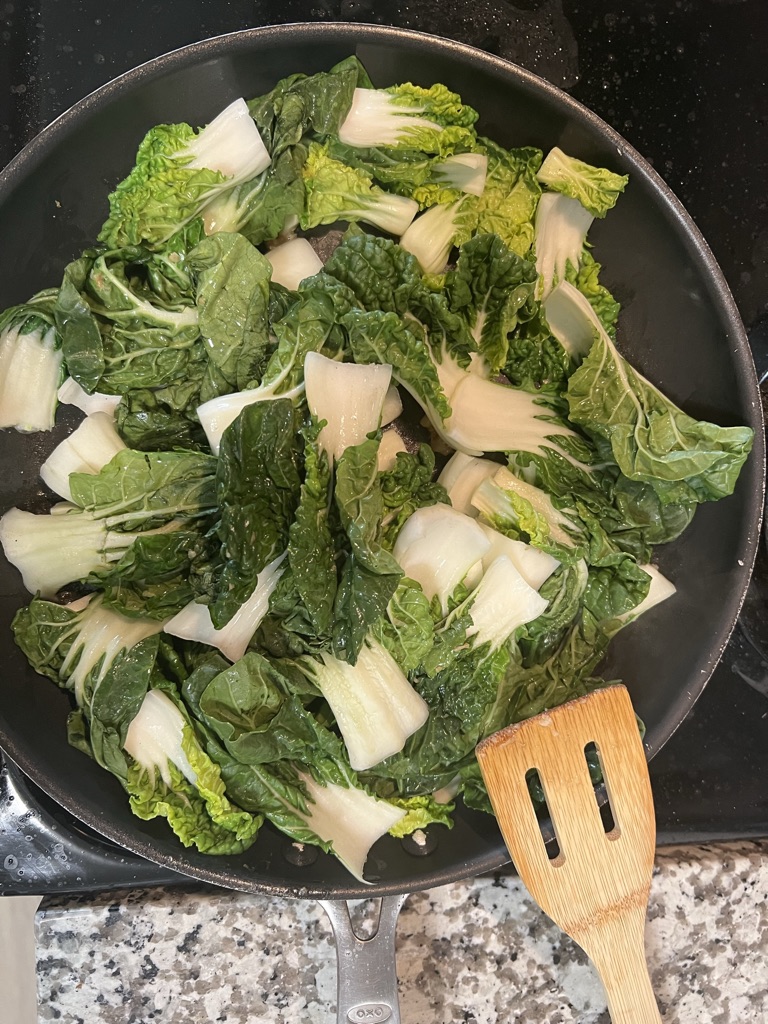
top-left (35, 840), bottom-right (768, 1023)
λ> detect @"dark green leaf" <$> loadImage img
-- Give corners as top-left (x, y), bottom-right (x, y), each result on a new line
top-left (212, 399), bottom-right (302, 626)
top-left (447, 233), bottom-right (538, 374)
top-left (378, 445), bottom-right (449, 548)
top-left (371, 577), bottom-right (436, 674)
top-left (335, 437), bottom-right (403, 576)
top-left (189, 232), bottom-right (272, 391)
top-left (323, 230), bottom-right (421, 312)
top-left (583, 559), bottom-right (651, 623)
top-left (93, 526), bottom-right (218, 620)
top-left (55, 255), bottom-right (105, 392)
top-left (287, 426), bottom-right (337, 636)
top-left (248, 56), bottom-right (367, 157)
top-left (70, 449), bottom-right (217, 530)
top-left (518, 560), bottom-right (588, 667)
top-left (567, 331), bottom-right (755, 503)
top-left (115, 385), bottom-right (208, 451)
top-left (344, 308), bottom-right (451, 421)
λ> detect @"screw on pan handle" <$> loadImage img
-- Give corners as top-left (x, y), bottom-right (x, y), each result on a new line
top-left (319, 893), bottom-right (409, 1024)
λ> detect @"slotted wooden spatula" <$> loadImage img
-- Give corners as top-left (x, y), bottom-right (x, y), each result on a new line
top-left (476, 684), bottom-right (661, 1024)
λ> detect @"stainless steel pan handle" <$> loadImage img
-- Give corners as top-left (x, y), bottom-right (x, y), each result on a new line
top-left (320, 894), bottom-right (409, 1024)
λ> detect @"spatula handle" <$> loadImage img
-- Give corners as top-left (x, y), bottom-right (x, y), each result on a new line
top-left (579, 910), bottom-right (662, 1024)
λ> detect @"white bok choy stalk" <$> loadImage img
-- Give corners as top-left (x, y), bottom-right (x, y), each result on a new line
top-left (0, 504), bottom-right (183, 598)
top-left (124, 688), bottom-right (197, 788)
top-left (338, 88), bottom-right (446, 148)
top-left (298, 773), bottom-right (406, 883)
top-left (304, 638), bottom-right (429, 772)
top-left (0, 321), bottom-right (62, 432)
top-left (433, 776), bottom-right (462, 805)
top-left (164, 551), bottom-right (287, 663)
top-left (543, 278), bottom-right (604, 361)
top-left (437, 451), bottom-right (499, 517)
top-left (477, 522), bottom-right (560, 591)
top-left (617, 564), bottom-right (676, 624)
top-left (393, 503), bottom-right (490, 614)
top-left (275, 213), bottom-right (300, 243)
top-left (182, 98), bottom-right (271, 184)
top-left (377, 428), bottom-right (408, 473)
top-left (431, 152), bottom-right (488, 196)
top-left (266, 238), bottom-right (323, 292)
top-left (24, 593), bottom-right (164, 709)
top-left (431, 352), bottom-right (580, 459)
top-left (381, 385), bottom-right (403, 426)
top-left (462, 555), bottom-right (549, 653)
top-left (304, 352), bottom-right (392, 463)
top-left (399, 197), bottom-right (470, 274)
top-left (471, 465), bottom-right (581, 558)
top-left (385, 324), bottom-right (582, 461)
top-left (534, 192), bottom-right (594, 300)
top-left (58, 377), bottom-right (122, 417)
top-left (40, 412), bottom-right (127, 502)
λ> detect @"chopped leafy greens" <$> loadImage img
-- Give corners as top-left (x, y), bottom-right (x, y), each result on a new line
top-left (537, 146), bottom-right (628, 218)
top-left (0, 54), bottom-right (754, 882)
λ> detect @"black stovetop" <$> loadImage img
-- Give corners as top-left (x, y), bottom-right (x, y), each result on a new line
top-left (0, 0), bottom-right (767, 896)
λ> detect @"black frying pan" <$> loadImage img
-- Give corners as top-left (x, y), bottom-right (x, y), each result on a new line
top-left (0, 22), bottom-right (763, 1012)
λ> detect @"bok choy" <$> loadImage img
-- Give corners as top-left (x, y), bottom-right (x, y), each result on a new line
top-left (99, 99), bottom-right (271, 249)
top-left (0, 302), bottom-right (63, 432)
top-left (0, 54), bottom-right (754, 882)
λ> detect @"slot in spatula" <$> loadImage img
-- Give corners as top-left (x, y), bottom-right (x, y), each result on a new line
top-left (476, 684), bottom-right (662, 1024)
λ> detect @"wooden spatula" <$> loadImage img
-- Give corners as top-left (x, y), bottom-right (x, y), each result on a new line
top-left (476, 684), bottom-right (661, 1024)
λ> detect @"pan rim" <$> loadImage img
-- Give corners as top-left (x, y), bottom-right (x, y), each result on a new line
top-left (0, 20), bottom-right (764, 899)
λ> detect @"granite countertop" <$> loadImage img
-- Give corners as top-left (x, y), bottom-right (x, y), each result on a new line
top-left (36, 840), bottom-right (768, 1023)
